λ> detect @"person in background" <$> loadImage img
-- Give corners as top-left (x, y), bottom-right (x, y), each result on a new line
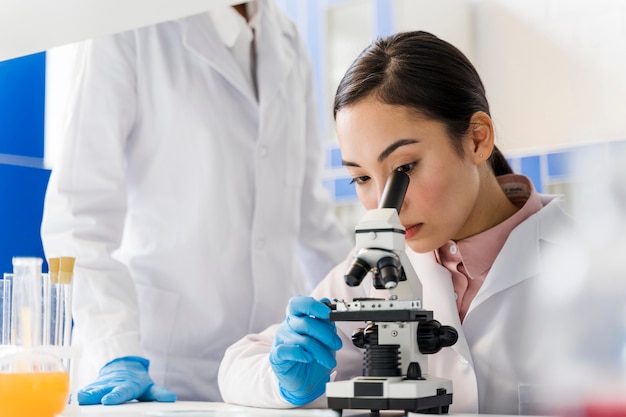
top-left (41, 0), bottom-right (352, 405)
top-left (218, 30), bottom-right (579, 414)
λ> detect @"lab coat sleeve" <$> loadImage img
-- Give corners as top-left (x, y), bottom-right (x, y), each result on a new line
top-left (40, 32), bottom-right (144, 384)
top-left (293, 30), bottom-right (353, 291)
top-left (217, 324), bottom-right (292, 408)
top-left (218, 256), bottom-right (367, 407)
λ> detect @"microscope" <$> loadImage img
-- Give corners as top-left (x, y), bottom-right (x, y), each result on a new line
top-left (326, 170), bottom-right (458, 416)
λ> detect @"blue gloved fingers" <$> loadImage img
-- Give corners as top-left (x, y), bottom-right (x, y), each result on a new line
top-left (77, 356), bottom-right (156, 405)
top-left (286, 314), bottom-right (343, 351)
top-left (77, 385), bottom-right (114, 405)
top-left (288, 296), bottom-right (332, 320)
top-left (269, 345), bottom-right (307, 376)
top-left (101, 382), bottom-right (145, 405)
top-left (270, 344), bottom-right (315, 370)
top-left (272, 331), bottom-right (338, 370)
top-left (138, 384), bottom-right (177, 402)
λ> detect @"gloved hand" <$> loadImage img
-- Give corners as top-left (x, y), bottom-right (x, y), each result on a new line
top-left (77, 356), bottom-right (177, 405)
top-left (270, 296), bottom-right (343, 406)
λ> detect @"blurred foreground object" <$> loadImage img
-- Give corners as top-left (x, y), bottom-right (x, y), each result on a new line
top-left (0, 0), bottom-right (238, 61)
top-left (532, 144), bottom-right (626, 416)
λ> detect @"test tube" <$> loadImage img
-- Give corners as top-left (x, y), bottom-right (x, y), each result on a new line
top-left (10, 257), bottom-right (43, 347)
top-left (49, 257), bottom-right (74, 350)
top-left (42, 272), bottom-right (51, 346)
top-left (1, 274), bottom-right (11, 344)
top-left (48, 258), bottom-right (60, 345)
top-left (57, 256), bottom-right (74, 350)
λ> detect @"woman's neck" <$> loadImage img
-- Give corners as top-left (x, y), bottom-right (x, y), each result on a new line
top-left (454, 173), bottom-right (520, 241)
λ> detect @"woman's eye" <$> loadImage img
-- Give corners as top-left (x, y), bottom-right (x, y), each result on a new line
top-left (396, 162), bottom-right (416, 175)
top-left (349, 175), bottom-right (370, 185)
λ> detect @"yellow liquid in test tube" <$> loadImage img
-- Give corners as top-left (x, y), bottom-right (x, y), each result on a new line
top-left (0, 371), bottom-right (69, 417)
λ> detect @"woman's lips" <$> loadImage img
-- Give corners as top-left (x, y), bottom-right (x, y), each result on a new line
top-left (404, 223), bottom-right (422, 239)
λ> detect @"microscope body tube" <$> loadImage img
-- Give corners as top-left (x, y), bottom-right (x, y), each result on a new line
top-left (378, 170), bottom-right (410, 212)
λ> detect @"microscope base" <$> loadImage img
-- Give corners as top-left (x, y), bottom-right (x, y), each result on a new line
top-left (326, 376), bottom-right (452, 415)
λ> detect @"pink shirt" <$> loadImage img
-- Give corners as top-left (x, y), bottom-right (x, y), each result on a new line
top-left (434, 174), bottom-right (543, 322)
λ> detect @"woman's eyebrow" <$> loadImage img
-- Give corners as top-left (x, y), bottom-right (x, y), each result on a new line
top-left (342, 139), bottom-right (420, 167)
top-left (377, 139), bottom-right (419, 162)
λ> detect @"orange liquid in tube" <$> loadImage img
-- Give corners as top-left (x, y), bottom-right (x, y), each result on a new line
top-left (0, 371), bottom-right (69, 417)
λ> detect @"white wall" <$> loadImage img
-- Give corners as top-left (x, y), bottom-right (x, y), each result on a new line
top-left (475, 0), bottom-right (626, 155)
top-left (392, 0), bottom-right (626, 156)
top-left (393, 0), bottom-right (475, 62)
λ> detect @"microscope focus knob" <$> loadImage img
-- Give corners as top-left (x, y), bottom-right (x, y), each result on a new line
top-left (351, 323), bottom-right (377, 349)
top-left (416, 320), bottom-right (459, 354)
top-left (351, 328), bottom-right (366, 349)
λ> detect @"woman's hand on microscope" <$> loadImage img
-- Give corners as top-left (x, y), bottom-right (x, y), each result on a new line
top-left (270, 296), bottom-right (343, 406)
top-left (77, 356), bottom-right (177, 405)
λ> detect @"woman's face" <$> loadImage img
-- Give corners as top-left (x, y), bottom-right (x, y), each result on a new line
top-left (336, 96), bottom-right (482, 253)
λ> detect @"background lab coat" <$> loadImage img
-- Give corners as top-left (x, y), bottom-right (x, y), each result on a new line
top-left (219, 195), bottom-right (581, 414)
top-left (41, 0), bottom-right (352, 401)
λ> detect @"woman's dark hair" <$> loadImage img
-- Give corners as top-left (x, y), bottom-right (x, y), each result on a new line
top-left (333, 31), bottom-right (513, 176)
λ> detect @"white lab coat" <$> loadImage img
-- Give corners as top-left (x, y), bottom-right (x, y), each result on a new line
top-left (219, 194), bottom-right (582, 414)
top-left (41, 0), bottom-right (352, 401)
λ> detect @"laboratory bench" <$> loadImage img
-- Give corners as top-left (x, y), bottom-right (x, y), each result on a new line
top-left (58, 402), bottom-right (392, 417)
top-left (57, 401), bottom-right (515, 417)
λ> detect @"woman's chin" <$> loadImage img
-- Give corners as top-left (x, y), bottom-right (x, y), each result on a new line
top-left (405, 239), bottom-right (435, 254)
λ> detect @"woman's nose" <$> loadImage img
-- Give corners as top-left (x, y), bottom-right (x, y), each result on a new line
top-left (375, 183), bottom-right (387, 208)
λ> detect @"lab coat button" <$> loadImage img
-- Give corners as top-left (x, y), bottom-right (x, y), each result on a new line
top-left (449, 245), bottom-right (457, 254)
top-left (459, 356), bottom-right (469, 365)
top-left (258, 146), bottom-right (268, 158)
top-left (255, 239), bottom-right (265, 249)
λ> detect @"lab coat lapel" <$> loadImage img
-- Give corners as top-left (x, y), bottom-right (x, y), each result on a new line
top-left (467, 195), bottom-right (569, 318)
top-left (254, 2), bottom-right (295, 106)
top-left (407, 249), bottom-right (473, 366)
top-left (180, 14), bottom-right (257, 105)
top-left (467, 208), bottom-right (541, 315)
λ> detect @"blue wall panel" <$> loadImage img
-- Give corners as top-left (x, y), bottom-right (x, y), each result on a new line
top-left (0, 52), bottom-right (48, 273)
top-left (0, 164), bottom-right (50, 274)
top-left (0, 53), bottom-right (46, 158)
top-left (334, 176), bottom-right (357, 200)
top-left (547, 151), bottom-right (571, 179)
top-left (520, 155), bottom-right (543, 193)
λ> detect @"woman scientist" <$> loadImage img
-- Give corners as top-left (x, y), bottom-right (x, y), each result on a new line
top-left (217, 31), bottom-right (579, 414)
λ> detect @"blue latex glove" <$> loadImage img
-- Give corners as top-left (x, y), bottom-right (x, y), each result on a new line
top-left (270, 296), bottom-right (343, 406)
top-left (77, 356), bottom-right (177, 405)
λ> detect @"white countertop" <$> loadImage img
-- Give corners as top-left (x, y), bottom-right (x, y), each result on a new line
top-left (57, 402), bottom-right (413, 417)
top-left (57, 401), bottom-right (521, 417)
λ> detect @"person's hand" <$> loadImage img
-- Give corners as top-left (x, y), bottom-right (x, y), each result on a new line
top-left (77, 356), bottom-right (177, 405)
top-left (270, 296), bottom-right (343, 406)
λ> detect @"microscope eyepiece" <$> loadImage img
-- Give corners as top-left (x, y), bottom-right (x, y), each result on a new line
top-left (378, 170), bottom-right (410, 212)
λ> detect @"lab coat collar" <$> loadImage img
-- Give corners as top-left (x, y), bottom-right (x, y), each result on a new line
top-left (208, 2), bottom-right (261, 50)
top-left (467, 194), bottom-right (566, 313)
top-left (180, 13), bottom-right (257, 105)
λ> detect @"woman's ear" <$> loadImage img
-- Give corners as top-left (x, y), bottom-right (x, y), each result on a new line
top-left (468, 111), bottom-right (494, 165)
